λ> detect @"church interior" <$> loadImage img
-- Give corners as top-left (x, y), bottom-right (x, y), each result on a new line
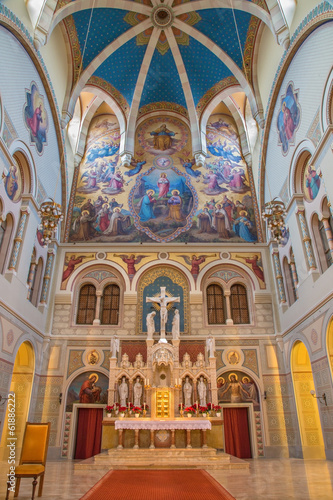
top-left (0, 0), bottom-right (333, 498)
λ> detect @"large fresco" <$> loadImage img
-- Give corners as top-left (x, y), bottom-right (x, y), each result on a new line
top-left (68, 113), bottom-right (258, 243)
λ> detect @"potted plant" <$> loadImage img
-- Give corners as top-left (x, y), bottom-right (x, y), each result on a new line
top-left (199, 406), bottom-right (208, 417)
top-left (105, 405), bottom-right (113, 418)
top-left (133, 406), bottom-right (142, 418)
top-left (213, 404), bottom-right (222, 417)
top-left (184, 406), bottom-right (196, 418)
top-left (114, 402), bottom-right (120, 415)
top-left (119, 406), bottom-right (127, 417)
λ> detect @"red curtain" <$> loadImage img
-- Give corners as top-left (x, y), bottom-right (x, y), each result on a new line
top-left (223, 407), bottom-right (252, 458)
top-left (75, 408), bottom-right (103, 459)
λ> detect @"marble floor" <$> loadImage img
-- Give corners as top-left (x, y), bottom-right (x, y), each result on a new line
top-left (0, 458), bottom-right (333, 500)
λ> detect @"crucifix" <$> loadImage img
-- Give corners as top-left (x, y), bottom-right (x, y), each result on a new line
top-left (146, 287), bottom-right (180, 341)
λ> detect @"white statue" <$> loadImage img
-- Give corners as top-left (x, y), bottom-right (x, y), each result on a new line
top-left (146, 287), bottom-right (180, 340)
top-left (197, 376), bottom-right (207, 406)
top-left (182, 352), bottom-right (192, 369)
top-left (133, 377), bottom-right (142, 407)
top-left (146, 311), bottom-right (156, 339)
top-left (172, 309), bottom-right (180, 339)
top-left (110, 334), bottom-right (119, 358)
top-left (206, 335), bottom-right (215, 358)
top-left (183, 376), bottom-right (192, 407)
top-left (118, 377), bottom-right (128, 407)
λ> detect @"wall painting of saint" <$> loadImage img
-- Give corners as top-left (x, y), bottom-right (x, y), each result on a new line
top-left (277, 82), bottom-right (301, 155)
top-left (2, 163), bottom-right (22, 202)
top-left (303, 164), bottom-right (321, 201)
top-left (24, 82), bottom-right (48, 155)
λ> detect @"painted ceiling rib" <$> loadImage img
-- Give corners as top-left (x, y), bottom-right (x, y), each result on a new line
top-left (62, 18), bottom-right (154, 127)
top-left (173, 18), bottom-right (264, 128)
top-left (164, 27), bottom-right (202, 154)
top-left (122, 27), bottom-right (161, 156)
top-left (173, 0), bottom-right (275, 36)
top-left (49, 0), bottom-right (152, 41)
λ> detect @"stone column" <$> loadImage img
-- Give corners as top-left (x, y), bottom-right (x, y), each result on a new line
top-left (93, 290), bottom-right (102, 325)
top-left (40, 249), bottom-right (55, 304)
top-left (322, 217), bottom-right (333, 261)
top-left (186, 429), bottom-right (192, 449)
top-left (272, 250), bottom-right (286, 303)
top-left (289, 259), bottom-right (299, 300)
top-left (8, 208), bottom-right (29, 271)
top-left (297, 208), bottom-right (317, 270)
top-left (224, 290), bottom-right (233, 325)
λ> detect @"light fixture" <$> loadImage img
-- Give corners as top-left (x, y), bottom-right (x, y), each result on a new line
top-left (59, 392), bottom-right (63, 405)
top-left (263, 391), bottom-right (267, 400)
top-left (262, 197), bottom-right (287, 244)
top-left (38, 198), bottom-right (63, 245)
top-left (310, 390), bottom-right (327, 406)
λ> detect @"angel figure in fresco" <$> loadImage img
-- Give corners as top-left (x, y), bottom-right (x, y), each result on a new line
top-left (235, 254), bottom-right (265, 283)
top-left (178, 157), bottom-right (201, 180)
top-left (178, 254), bottom-right (208, 280)
top-left (62, 254), bottom-right (85, 282)
top-left (150, 124), bottom-right (177, 151)
top-left (124, 158), bottom-right (146, 177)
top-left (114, 254), bottom-right (147, 279)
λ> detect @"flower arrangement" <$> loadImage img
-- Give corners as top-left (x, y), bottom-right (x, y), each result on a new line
top-left (199, 406), bottom-right (208, 414)
top-left (184, 406), bottom-right (196, 415)
top-left (119, 406), bottom-right (127, 412)
top-left (105, 405), bottom-right (114, 413)
top-left (133, 406), bottom-right (142, 414)
top-left (213, 404), bottom-right (221, 411)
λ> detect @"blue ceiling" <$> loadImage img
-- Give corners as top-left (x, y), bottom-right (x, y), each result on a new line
top-left (66, 1), bottom-right (259, 111)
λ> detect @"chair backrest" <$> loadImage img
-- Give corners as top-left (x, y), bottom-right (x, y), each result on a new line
top-left (20, 422), bottom-right (51, 466)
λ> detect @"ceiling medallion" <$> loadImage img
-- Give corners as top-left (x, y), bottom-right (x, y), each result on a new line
top-left (152, 5), bottom-right (174, 28)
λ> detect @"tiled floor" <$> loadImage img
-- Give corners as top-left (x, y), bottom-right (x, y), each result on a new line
top-left (0, 458), bottom-right (333, 499)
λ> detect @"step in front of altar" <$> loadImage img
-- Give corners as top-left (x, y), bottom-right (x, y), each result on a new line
top-left (74, 448), bottom-right (249, 470)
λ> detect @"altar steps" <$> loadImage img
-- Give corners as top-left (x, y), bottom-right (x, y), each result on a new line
top-left (74, 448), bottom-right (249, 471)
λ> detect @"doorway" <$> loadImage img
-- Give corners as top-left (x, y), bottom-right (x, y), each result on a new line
top-left (291, 341), bottom-right (325, 459)
top-left (223, 406), bottom-right (252, 458)
top-left (74, 407), bottom-right (103, 459)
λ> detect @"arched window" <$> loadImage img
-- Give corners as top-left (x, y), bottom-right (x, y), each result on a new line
top-left (230, 284), bottom-right (249, 324)
top-left (312, 213), bottom-right (332, 272)
top-left (283, 257), bottom-right (297, 306)
top-left (77, 284), bottom-right (96, 324)
top-left (207, 284), bottom-right (226, 324)
top-left (30, 257), bottom-right (43, 307)
top-left (0, 213), bottom-right (14, 273)
top-left (100, 284), bottom-right (120, 325)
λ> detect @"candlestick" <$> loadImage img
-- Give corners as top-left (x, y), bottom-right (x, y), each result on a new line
top-left (196, 400), bottom-right (198, 409)
top-left (144, 402), bottom-right (146, 410)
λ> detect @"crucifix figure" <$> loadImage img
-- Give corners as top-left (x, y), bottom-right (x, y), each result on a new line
top-left (146, 287), bottom-right (180, 341)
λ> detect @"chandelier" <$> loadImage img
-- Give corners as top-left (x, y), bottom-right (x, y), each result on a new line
top-left (38, 199), bottom-right (64, 244)
top-left (262, 197), bottom-right (287, 243)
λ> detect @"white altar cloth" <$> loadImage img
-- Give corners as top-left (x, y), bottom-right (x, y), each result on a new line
top-left (115, 419), bottom-right (211, 431)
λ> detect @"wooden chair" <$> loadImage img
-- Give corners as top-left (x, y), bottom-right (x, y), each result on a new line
top-left (6, 422), bottom-right (50, 500)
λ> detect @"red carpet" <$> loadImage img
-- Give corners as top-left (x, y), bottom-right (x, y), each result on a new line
top-left (80, 469), bottom-right (236, 500)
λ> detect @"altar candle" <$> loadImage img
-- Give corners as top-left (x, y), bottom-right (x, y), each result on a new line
top-left (144, 402), bottom-right (146, 410)
top-left (147, 379), bottom-right (149, 386)
top-left (196, 400), bottom-right (198, 409)
top-left (181, 403), bottom-right (183, 410)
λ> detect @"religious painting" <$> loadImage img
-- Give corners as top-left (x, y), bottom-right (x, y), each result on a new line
top-left (24, 82), bottom-right (48, 154)
top-left (65, 371), bottom-right (108, 412)
top-left (277, 82), bottom-right (301, 155)
top-left (217, 370), bottom-right (260, 411)
top-left (303, 164), bottom-right (321, 201)
top-left (172, 253), bottom-right (218, 281)
top-left (129, 158), bottom-right (197, 242)
top-left (112, 253), bottom-right (157, 281)
top-left (2, 162), bottom-right (22, 202)
top-left (230, 252), bottom-right (265, 289)
top-left (61, 252), bottom-right (96, 289)
top-left (66, 113), bottom-right (260, 243)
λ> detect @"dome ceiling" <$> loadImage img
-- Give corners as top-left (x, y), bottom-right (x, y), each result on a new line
top-left (34, 0), bottom-right (290, 161)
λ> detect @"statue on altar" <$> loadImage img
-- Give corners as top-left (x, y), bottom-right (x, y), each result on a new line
top-left (183, 376), bottom-right (192, 407)
top-left (206, 335), bottom-right (216, 358)
top-left (119, 376), bottom-right (128, 407)
top-left (110, 334), bottom-right (119, 358)
top-left (146, 311), bottom-right (156, 339)
top-left (172, 309), bottom-right (180, 339)
top-left (134, 353), bottom-right (144, 369)
top-left (133, 377), bottom-right (143, 406)
top-left (146, 287), bottom-right (180, 340)
top-left (197, 376), bottom-right (207, 406)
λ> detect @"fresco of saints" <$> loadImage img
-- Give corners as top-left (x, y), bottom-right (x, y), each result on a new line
top-left (79, 373), bottom-right (102, 403)
top-left (305, 165), bottom-right (320, 200)
top-left (178, 254), bottom-right (207, 279)
top-left (26, 103), bottom-right (43, 138)
top-left (114, 254), bottom-right (147, 279)
top-left (166, 190), bottom-right (184, 221)
top-left (233, 210), bottom-right (256, 242)
top-left (198, 207), bottom-right (215, 233)
top-left (138, 189), bottom-right (156, 222)
top-left (2, 165), bottom-right (19, 201)
top-left (103, 207), bottom-right (131, 236)
top-left (157, 172), bottom-right (170, 198)
top-left (150, 124), bottom-right (177, 151)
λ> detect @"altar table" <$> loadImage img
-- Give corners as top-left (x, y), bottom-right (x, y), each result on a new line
top-left (115, 419), bottom-right (211, 450)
